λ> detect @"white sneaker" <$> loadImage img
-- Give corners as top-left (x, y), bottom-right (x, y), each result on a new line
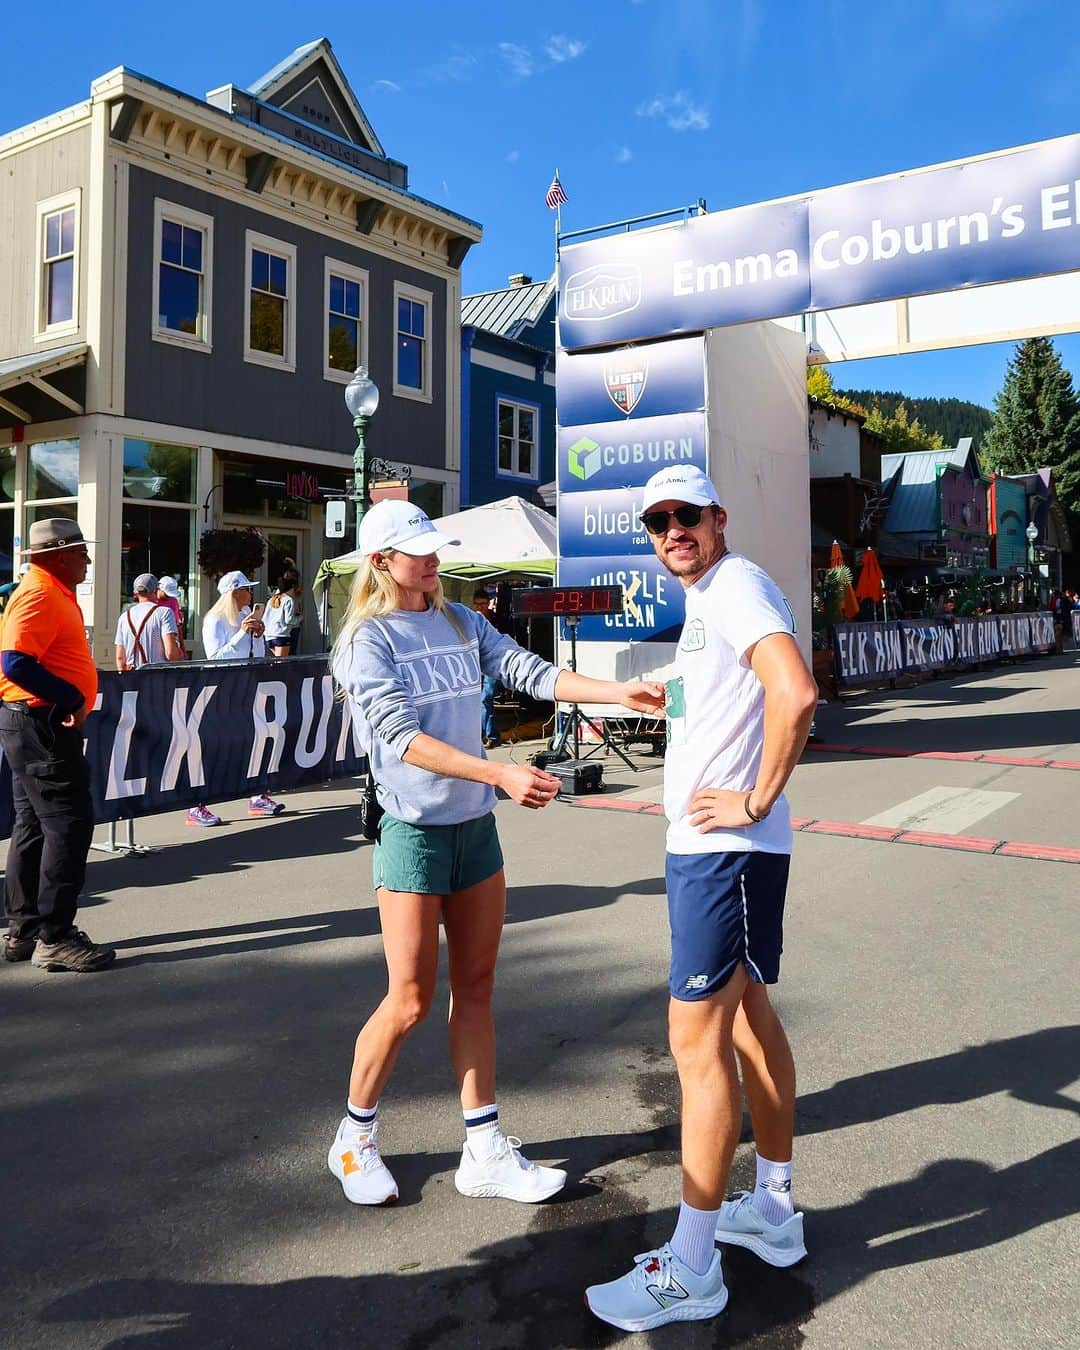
top-left (453, 1131), bottom-right (566, 1203)
top-left (586, 1243), bottom-right (728, 1333)
top-left (714, 1191), bottom-right (807, 1267)
top-left (327, 1118), bottom-right (398, 1205)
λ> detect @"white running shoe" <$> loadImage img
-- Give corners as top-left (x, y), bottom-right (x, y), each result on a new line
top-left (453, 1131), bottom-right (566, 1203)
top-left (327, 1118), bottom-right (398, 1205)
top-left (585, 1243), bottom-right (729, 1333)
top-left (714, 1191), bottom-right (807, 1267)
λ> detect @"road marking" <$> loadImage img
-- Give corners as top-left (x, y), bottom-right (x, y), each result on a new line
top-left (862, 786), bottom-right (1019, 834)
top-left (805, 742), bottom-right (1080, 770)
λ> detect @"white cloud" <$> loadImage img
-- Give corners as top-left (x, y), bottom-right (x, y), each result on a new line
top-left (429, 50), bottom-right (477, 82)
top-left (498, 42), bottom-right (534, 78)
top-left (545, 35), bottom-right (586, 62)
top-left (373, 79), bottom-right (401, 94)
top-left (506, 149), bottom-right (521, 164)
top-left (615, 146), bottom-right (633, 164)
top-left (635, 92), bottom-right (710, 132)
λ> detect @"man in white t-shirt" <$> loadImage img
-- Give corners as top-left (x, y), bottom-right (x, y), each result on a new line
top-left (114, 573), bottom-right (183, 671)
top-left (587, 465), bottom-right (818, 1335)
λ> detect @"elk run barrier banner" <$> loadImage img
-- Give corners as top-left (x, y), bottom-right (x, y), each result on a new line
top-left (0, 658), bottom-right (366, 840)
top-left (558, 133), bottom-right (1080, 350)
top-left (834, 613), bottom-right (1056, 688)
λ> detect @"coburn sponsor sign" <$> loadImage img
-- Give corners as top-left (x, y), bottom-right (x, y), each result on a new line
top-left (556, 334), bottom-right (707, 641)
top-left (558, 134), bottom-right (1080, 350)
top-left (834, 613), bottom-right (1056, 687)
top-left (0, 658), bottom-right (365, 839)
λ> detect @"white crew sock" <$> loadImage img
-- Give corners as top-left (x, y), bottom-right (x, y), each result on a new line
top-left (345, 1099), bottom-right (378, 1136)
top-left (463, 1102), bottom-right (502, 1159)
top-left (753, 1153), bottom-right (794, 1226)
top-left (669, 1200), bottom-right (721, 1275)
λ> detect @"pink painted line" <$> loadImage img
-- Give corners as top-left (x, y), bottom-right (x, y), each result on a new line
top-left (911, 750), bottom-right (984, 762)
top-left (895, 830), bottom-right (1002, 854)
top-left (1049, 760), bottom-right (1080, 771)
top-left (805, 820), bottom-right (903, 842)
top-left (978, 754), bottom-right (1052, 767)
top-left (805, 741), bottom-right (1079, 771)
top-left (568, 799), bottom-right (1080, 863)
top-left (995, 841), bottom-right (1080, 863)
top-left (851, 745), bottom-right (913, 758)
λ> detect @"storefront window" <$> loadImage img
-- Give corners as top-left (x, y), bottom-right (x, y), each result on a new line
top-left (27, 438), bottom-right (79, 499)
top-left (123, 439), bottom-right (195, 502)
top-left (406, 478), bottom-right (444, 520)
top-left (1, 460), bottom-right (15, 505)
top-left (221, 456), bottom-right (349, 522)
top-left (120, 503), bottom-right (196, 616)
top-left (0, 508), bottom-right (13, 586)
top-left (27, 502), bottom-right (77, 526)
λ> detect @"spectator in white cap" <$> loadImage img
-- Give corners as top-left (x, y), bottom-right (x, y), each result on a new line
top-left (190, 570), bottom-right (283, 826)
top-left (586, 461), bottom-right (818, 1333)
top-left (156, 576), bottom-right (185, 649)
top-left (115, 573), bottom-right (183, 672)
top-left (325, 498), bottom-right (664, 1208)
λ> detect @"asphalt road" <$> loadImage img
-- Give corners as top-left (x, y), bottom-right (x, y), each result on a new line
top-left (1, 652), bottom-right (1077, 1349)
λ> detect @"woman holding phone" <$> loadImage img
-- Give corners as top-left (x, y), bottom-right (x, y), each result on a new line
top-left (327, 500), bottom-right (663, 1206)
top-left (191, 570), bottom-right (283, 823)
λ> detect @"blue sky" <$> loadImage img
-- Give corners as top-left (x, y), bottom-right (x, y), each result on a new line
top-left (7, 0), bottom-right (1080, 411)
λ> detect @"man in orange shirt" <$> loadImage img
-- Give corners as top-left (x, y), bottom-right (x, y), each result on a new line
top-left (0, 519), bottom-right (114, 971)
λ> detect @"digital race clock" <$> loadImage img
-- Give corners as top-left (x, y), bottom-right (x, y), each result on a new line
top-left (512, 585), bottom-right (624, 617)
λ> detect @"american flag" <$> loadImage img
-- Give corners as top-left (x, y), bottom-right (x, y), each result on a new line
top-left (545, 171), bottom-right (568, 210)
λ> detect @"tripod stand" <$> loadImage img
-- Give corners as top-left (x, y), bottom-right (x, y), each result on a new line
top-left (549, 615), bottom-right (639, 770)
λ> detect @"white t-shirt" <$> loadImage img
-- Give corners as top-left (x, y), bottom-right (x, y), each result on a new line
top-left (114, 601), bottom-right (178, 668)
top-left (664, 552), bottom-right (797, 856)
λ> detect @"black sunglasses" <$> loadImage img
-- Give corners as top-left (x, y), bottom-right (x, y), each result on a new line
top-left (640, 504), bottom-right (708, 535)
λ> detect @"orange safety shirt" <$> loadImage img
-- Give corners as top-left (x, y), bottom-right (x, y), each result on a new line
top-left (0, 564), bottom-right (98, 709)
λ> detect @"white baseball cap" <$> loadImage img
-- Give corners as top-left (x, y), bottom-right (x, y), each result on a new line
top-left (640, 465), bottom-right (722, 515)
top-left (158, 575), bottom-right (180, 599)
top-left (218, 569), bottom-right (255, 595)
top-left (357, 500), bottom-right (459, 557)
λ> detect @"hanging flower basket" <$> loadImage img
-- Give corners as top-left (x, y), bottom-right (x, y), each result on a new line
top-left (197, 527), bottom-right (265, 581)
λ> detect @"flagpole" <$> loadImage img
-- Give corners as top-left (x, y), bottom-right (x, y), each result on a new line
top-left (554, 166), bottom-right (562, 258)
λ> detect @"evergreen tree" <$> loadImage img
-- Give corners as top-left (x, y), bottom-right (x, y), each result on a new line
top-left (983, 338), bottom-right (1080, 517)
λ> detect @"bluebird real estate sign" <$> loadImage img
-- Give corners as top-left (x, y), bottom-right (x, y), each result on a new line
top-left (557, 133), bottom-right (1080, 351)
top-left (556, 334), bottom-right (706, 642)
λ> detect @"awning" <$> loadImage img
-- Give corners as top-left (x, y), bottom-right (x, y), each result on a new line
top-left (0, 343), bottom-right (88, 429)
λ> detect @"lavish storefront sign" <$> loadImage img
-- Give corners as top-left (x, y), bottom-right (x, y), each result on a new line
top-left (0, 658), bottom-right (365, 839)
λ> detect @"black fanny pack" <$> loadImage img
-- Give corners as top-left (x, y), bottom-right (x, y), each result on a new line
top-left (361, 774), bottom-right (384, 842)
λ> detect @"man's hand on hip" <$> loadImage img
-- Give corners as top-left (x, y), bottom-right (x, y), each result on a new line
top-left (688, 788), bottom-right (757, 832)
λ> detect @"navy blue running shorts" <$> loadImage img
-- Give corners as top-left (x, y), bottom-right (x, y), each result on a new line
top-left (666, 850), bottom-right (790, 1001)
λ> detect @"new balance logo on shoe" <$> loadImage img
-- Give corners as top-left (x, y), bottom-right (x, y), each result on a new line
top-left (761, 1177), bottom-right (792, 1193)
top-left (685, 974), bottom-right (709, 990)
top-left (643, 1263), bottom-right (690, 1311)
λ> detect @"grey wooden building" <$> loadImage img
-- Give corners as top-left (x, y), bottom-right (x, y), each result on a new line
top-left (0, 39), bottom-right (481, 657)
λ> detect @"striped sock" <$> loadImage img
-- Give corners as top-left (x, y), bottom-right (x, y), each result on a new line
top-left (345, 1100), bottom-right (378, 1135)
top-left (670, 1200), bottom-right (721, 1275)
top-left (463, 1102), bottom-right (501, 1159)
top-left (753, 1153), bottom-right (794, 1226)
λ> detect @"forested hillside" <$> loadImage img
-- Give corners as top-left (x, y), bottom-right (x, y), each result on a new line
top-left (837, 390), bottom-right (993, 448)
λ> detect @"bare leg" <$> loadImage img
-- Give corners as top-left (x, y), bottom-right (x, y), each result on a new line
top-left (733, 980), bottom-right (796, 1162)
top-left (347, 888), bottom-right (442, 1107)
top-left (668, 963), bottom-right (750, 1209)
top-left (442, 869), bottom-right (506, 1110)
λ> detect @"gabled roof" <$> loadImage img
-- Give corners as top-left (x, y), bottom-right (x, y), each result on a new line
top-left (881, 440), bottom-right (986, 535)
top-left (462, 277), bottom-right (555, 343)
top-left (247, 38), bottom-right (384, 157)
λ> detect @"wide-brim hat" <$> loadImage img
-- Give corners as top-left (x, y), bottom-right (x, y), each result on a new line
top-left (21, 518), bottom-right (94, 554)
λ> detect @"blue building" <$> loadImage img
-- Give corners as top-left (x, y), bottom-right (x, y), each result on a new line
top-left (460, 274), bottom-right (555, 508)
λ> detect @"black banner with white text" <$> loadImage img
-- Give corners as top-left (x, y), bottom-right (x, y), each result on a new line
top-left (0, 658), bottom-right (365, 839)
top-left (834, 612), bottom-right (1056, 688)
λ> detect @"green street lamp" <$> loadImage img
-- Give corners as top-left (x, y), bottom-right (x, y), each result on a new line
top-left (1025, 520), bottom-right (1039, 604)
top-left (344, 366), bottom-right (380, 546)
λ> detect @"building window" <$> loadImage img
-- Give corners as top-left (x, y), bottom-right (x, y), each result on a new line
top-left (496, 399), bottom-right (539, 479)
top-left (324, 258), bottom-right (368, 382)
top-left (244, 231), bottom-right (297, 371)
top-left (121, 439), bottom-right (197, 624)
top-left (24, 439), bottom-right (80, 555)
top-left (35, 192), bottom-right (80, 337)
top-left (393, 281), bottom-right (433, 401)
top-left (153, 200), bottom-right (213, 349)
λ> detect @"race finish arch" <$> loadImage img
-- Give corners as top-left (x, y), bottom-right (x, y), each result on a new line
top-left (555, 131), bottom-right (1080, 693)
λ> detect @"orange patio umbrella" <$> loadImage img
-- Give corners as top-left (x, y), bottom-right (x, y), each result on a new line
top-left (829, 540), bottom-right (860, 620)
top-left (855, 547), bottom-right (886, 605)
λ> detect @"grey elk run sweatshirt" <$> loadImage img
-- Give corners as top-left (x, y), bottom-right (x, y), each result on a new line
top-left (333, 603), bottom-right (559, 826)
